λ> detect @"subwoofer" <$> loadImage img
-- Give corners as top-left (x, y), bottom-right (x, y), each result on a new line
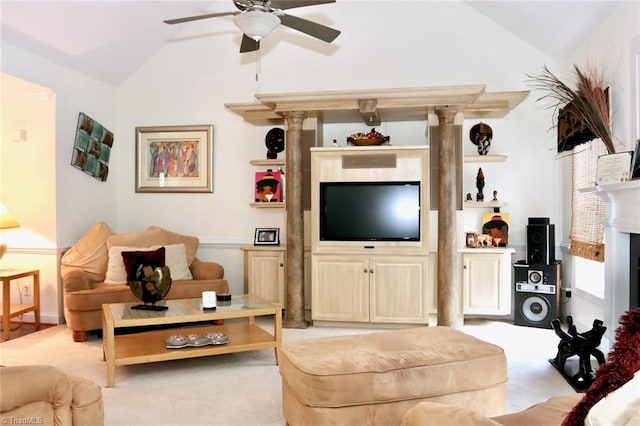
top-left (527, 218), bottom-right (555, 265)
top-left (514, 262), bottom-right (561, 329)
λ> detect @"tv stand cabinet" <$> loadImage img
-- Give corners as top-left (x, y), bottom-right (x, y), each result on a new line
top-left (312, 254), bottom-right (429, 323)
top-left (310, 146), bottom-right (431, 324)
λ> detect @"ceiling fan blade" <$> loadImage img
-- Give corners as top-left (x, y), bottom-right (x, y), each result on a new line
top-left (163, 11), bottom-right (238, 25)
top-left (279, 13), bottom-right (340, 43)
top-left (240, 34), bottom-right (260, 53)
top-left (270, 0), bottom-right (336, 11)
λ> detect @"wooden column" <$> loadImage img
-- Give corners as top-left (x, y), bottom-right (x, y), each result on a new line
top-left (283, 111), bottom-right (309, 328)
top-left (436, 107), bottom-right (462, 329)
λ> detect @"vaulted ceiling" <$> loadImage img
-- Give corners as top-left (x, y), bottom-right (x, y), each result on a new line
top-left (0, 1), bottom-right (623, 86)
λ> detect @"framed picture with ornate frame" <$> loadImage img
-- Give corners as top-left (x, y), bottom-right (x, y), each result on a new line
top-left (254, 228), bottom-right (280, 246)
top-left (135, 124), bottom-right (213, 193)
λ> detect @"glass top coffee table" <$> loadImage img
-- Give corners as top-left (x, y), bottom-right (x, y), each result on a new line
top-left (102, 294), bottom-right (281, 387)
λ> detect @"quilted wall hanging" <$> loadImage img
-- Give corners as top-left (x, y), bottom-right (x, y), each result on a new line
top-left (71, 112), bottom-right (113, 181)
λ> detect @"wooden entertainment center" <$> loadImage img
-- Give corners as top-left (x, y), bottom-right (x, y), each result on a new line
top-left (310, 146), bottom-right (431, 324)
top-left (227, 85), bottom-right (528, 328)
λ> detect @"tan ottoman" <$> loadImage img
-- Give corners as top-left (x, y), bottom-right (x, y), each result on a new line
top-left (278, 327), bottom-right (507, 425)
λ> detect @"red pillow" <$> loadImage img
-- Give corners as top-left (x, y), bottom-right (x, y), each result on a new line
top-left (121, 247), bottom-right (166, 282)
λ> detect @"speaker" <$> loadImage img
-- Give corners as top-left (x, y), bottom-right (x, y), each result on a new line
top-left (514, 262), bottom-right (561, 329)
top-left (527, 222), bottom-right (555, 265)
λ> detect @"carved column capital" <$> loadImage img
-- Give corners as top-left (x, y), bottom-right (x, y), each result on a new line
top-left (283, 111), bottom-right (307, 129)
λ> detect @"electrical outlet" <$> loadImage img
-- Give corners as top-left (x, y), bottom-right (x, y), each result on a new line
top-left (22, 284), bottom-right (31, 297)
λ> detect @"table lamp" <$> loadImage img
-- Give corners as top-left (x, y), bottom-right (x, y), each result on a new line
top-left (0, 203), bottom-right (20, 262)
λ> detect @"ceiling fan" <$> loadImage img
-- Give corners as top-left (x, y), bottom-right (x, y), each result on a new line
top-left (164, 0), bottom-right (341, 53)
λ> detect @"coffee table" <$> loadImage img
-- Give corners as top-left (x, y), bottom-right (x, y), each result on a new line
top-left (102, 294), bottom-right (281, 387)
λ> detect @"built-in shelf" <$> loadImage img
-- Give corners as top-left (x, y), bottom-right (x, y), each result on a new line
top-left (250, 159), bottom-right (285, 167)
top-left (464, 201), bottom-right (507, 208)
top-left (464, 155), bottom-right (507, 163)
top-left (250, 202), bottom-right (285, 208)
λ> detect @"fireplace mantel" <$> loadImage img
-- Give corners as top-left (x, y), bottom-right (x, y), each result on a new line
top-left (581, 179), bottom-right (640, 339)
top-left (587, 179), bottom-right (640, 234)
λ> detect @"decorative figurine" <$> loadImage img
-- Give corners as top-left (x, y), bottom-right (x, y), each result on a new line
top-left (466, 193), bottom-right (473, 201)
top-left (476, 167), bottom-right (485, 202)
top-left (492, 190), bottom-right (498, 201)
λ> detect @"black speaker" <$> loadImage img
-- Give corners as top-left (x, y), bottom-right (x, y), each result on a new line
top-left (527, 220), bottom-right (555, 265)
top-left (514, 262), bottom-right (561, 329)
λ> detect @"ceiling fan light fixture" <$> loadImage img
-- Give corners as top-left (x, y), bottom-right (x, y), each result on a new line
top-left (234, 10), bottom-right (280, 41)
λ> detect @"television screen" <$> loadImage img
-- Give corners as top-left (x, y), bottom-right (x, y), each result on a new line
top-left (320, 181), bottom-right (420, 242)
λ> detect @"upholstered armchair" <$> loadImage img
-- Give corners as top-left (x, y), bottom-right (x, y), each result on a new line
top-left (0, 365), bottom-right (104, 425)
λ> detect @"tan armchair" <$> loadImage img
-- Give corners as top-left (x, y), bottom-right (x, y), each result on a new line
top-left (0, 365), bottom-right (104, 426)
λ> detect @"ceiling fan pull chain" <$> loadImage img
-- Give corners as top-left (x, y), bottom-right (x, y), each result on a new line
top-left (255, 48), bottom-right (261, 82)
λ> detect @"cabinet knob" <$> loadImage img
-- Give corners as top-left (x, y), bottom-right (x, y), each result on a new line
top-left (369, 269), bottom-right (374, 274)
top-left (363, 269), bottom-right (368, 273)
top-left (279, 263), bottom-right (284, 267)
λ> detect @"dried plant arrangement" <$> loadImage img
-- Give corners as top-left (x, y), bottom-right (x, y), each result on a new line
top-left (527, 65), bottom-right (615, 154)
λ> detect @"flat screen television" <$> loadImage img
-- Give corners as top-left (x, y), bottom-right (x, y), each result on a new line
top-left (319, 181), bottom-right (420, 242)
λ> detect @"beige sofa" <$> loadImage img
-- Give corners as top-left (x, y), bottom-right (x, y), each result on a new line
top-left (401, 395), bottom-right (583, 426)
top-left (0, 365), bottom-right (104, 425)
top-left (61, 223), bottom-right (229, 342)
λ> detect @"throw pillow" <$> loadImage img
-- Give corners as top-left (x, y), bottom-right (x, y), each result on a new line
top-left (162, 243), bottom-right (193, 281)
top-left (61, 222), bottom-right (114, 276)
top-left (105, 243), bottom-right (193, 284)
top-left (121, 247), bottom-right (166, 281)
top-left (147, 226), bottom-right (199, 265)
top-left (586, 371), bottom-right (640, 426)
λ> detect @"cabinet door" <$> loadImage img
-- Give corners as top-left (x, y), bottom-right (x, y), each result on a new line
top-left (462, 253), bottom-right (510, 315)
top-left (370, 257), bottom-right (429, 323)
top-left (312, 256), bottom-right (369, 322)
top-left (246, 251), bottom-right (285, 307)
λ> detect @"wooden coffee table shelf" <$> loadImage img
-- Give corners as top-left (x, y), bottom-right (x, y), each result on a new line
top-left (102, 295), bottom-right (281, 387)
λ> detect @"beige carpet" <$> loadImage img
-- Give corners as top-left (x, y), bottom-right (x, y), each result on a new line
top-left (0, 318), bottom-right (577, 425)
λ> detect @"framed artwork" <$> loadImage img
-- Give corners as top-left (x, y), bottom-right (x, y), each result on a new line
top-left (71, 112), bottom-right (114, 181)
top-left (481, 212), bottom-right (510, 247)
top-left (135, 125), bottom-right (213, 193)
top-left (254, 171), bottom-right (282, 202)
top-left (596, 151), bottom-right (632, 184)
top-left (254, 228), bottom-right (280, 246)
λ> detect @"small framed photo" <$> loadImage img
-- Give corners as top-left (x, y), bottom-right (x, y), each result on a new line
top-left (254, 228), bottom-right (280, 246)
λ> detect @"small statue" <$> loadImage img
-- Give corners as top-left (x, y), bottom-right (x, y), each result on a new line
top-left (492, 190), bottom-right (498, 201)
top-left (466, 193), bottom-right (472, 201)
top-left (476, 168), bottom-right (485, 202)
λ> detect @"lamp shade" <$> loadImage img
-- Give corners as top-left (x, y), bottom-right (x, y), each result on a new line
top-left (234, 10), bottom-right (280, 41)
top-left (0, 203), bottom-right (19, 229)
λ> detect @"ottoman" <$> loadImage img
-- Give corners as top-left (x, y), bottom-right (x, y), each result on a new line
top-left (278, 327), bottom-right (507, 425)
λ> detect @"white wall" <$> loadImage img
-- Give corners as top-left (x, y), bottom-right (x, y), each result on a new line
top-left (7, 0), bottom-right (612, 317)
top-left (1, 44), bottom-right (119, 322)
top-left (558, 2), bottom-right (640, 330)
top-left (116, 1), bottom-right (560, 293)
